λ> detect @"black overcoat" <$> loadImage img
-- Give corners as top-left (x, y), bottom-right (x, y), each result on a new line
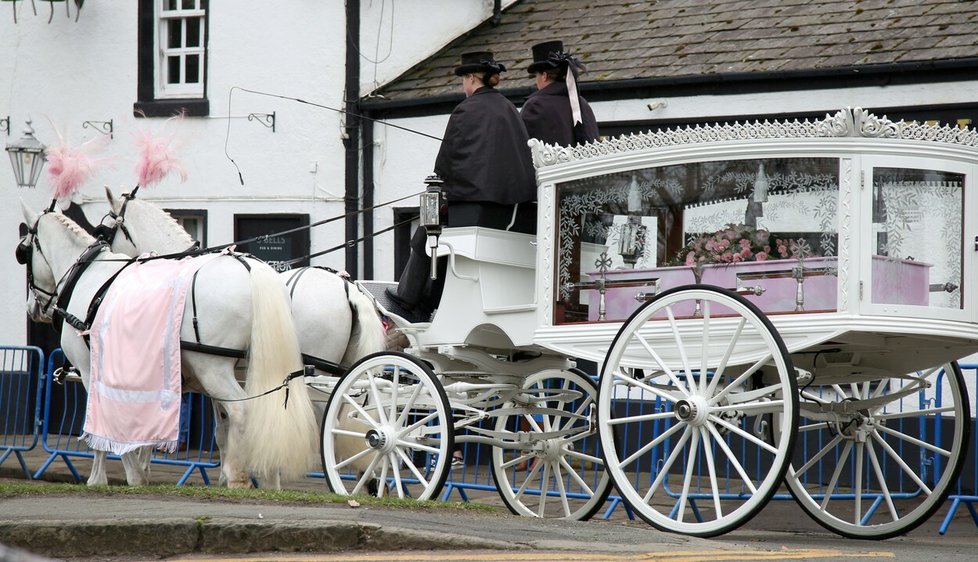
top-left (521, 81), bottom-right (599, 146)
top-left (433, 87), bottom-right (537, 205)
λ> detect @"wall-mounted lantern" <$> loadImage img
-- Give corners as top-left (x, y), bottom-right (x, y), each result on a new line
top-left (6, 120), bottom-right (46, 188)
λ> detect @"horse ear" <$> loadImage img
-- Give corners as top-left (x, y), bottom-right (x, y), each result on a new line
top-left (20, 199), bottom-right (38, 227)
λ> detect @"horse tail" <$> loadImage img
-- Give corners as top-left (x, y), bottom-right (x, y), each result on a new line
top-left (342, 285), bottom-right (388, 365)
top-left (242, 262), bottom-right (318, 482)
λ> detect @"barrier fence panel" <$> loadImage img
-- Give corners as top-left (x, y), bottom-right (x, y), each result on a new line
top-left (0, 346), bottom-right (45, 479)
top-left (33, 349), bottom-right (222, 485)
top-left (940, 363), bottom-right (978, 535)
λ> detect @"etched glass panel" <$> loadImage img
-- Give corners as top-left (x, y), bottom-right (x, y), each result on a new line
top-left (553, 157), bottom-right (840, 324)
top-left (871, 167), bottom-right (963, 309)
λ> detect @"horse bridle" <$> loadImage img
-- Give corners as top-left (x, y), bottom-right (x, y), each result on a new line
top-left (17, 203), bottom-right (113, 332)
top-left (96, 186), bottom-right (139, 246)
top-left (17, 201), bottom-right (60, 316)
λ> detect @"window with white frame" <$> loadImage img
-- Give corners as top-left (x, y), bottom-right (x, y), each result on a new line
top-left (157, 0), bottom-right (207, 99)
top-left (135, 0), bottom-right (209, 117)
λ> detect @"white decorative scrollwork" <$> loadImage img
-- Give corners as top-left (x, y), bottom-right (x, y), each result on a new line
top-left (528, 108), bottom-right (978, 170)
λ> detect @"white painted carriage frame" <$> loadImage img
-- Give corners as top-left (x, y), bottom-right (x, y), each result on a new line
top-left (520, 107), bottom-right (978, 369)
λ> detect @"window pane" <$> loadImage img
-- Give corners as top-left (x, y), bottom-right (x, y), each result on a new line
top-left (167, 55), bottom-right (181, 84)
top-left (182, 0), bottom-right (197, 9)
top-left (554, 157), bottom-right (840, 324)
top-left (186, 17), bottom-right (201, 47)
top-left (871, 167), bottom-right (963, 309)
top-left (185, 55), bottom-right (200, 83)
top-left (167, 19), bottom-right (182, 48)
top-left (166, 0), bottom-right (179, 11)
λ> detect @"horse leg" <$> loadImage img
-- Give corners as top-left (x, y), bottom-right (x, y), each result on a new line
top-left (120, 447), bottom-right (152, 486)
top-left (88, 451), bottom-right (109, 486)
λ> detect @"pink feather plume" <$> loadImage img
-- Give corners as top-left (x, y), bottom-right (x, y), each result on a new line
top-left (135, 125), bottom-right (187, 188)
top-left (46, 139), bottom-right (102, 201)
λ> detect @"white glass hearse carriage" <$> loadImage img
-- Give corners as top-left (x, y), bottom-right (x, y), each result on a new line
top-left (320, 108), bottom-right (975, 539)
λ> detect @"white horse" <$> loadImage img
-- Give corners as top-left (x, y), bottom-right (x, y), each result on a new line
top-left (19, 202), bottom-right (319, 488)
top-left (101, 189), bottom-right (388, 486)
top-left (102, 187), bottom-right (387, 380)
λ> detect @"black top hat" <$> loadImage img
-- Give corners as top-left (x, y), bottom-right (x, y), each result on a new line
top-left (454, 51), bottom-right (506, 76)
top-left (527, 40), bottom-right (568, 74)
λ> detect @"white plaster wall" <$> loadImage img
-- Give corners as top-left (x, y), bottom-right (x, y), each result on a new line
top-left (0, 1), bottom-right (489, 346)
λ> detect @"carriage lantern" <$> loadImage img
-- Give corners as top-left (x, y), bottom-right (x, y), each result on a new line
top-left (5, 119), bottom-right (46, 189)
top-left (420, 174), bottom-right (445, 279)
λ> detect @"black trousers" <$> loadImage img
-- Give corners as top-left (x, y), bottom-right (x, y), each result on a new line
top-left (393, 201), bottom-right (536, 312)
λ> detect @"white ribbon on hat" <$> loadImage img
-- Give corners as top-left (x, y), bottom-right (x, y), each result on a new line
top-left (548, 51), bottom-right (585, 126)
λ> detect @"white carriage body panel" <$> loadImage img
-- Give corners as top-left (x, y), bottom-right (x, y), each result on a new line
top-left (528, 108), bottom-right (978, 372)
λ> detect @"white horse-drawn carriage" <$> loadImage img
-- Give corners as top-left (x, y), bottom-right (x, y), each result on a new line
top-left (19, 108), bottom-right (976, 539)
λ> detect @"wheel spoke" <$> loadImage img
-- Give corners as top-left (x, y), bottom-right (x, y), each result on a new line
top-left (854, 442), bottom-right (864, 524)
top-left (664, 305), bottom-right (696, 396)
top-left (394, 382), bottom-right (424, 427)
top-left (611, 369), bottom-right (684, 404)
top-left (877, 424), bottom-right (952, 457)
top-left (635, 332), bottom-right (692, 399)
top-left (706, 423), bottom-right (757, 495)
top-left (871, 431), bottom-right (932, 495)
top-left (396, 439), bottom-right (440, 455)
top-left (699, 427), bottom-right (723, 519)
top-left (712, 399), bottom-right (785, 416)
top-left (388, 365), bottom-right (401, 423)
top-left (819, 440), bottom-right (854, 511)
top-left (642, 425), bottom-right (692, 504)
top-left (343, 394), bottom-right (381, 431)
top-left (709, 414), bottom-right (778, 455)
top-left (621, 421), bottom-right (685, 467)
top-left (865, 440), bottom-right (898, 522)
top-left (676, 426), bottom-right (701, 523)
top-left (710, 353), bottom-right (773, 405)
top-left (351, 453), bottom-right (382, 495)
top-left (699, 301), bottom-right (711, 395)
top-left (368, 373), bottom-right (389, 426)
top-left (395, 446), bottom-right (430, 486)
top-left (793, 433), bottom-right (844, 477)
top-left (398, 410), bottom-right (441, 438)
top-left (333, 446), bottom-right (375, 471)
top-left (607, 410), bottom-right (676, 425)
top-left (705, 317), bottom-right (747, 396)
top-left (559, 455), bottom-right (596, 496)
top-left (563, 447), bottom-right (603, 467)
top-left (876, 405), bottom-right (957, 420)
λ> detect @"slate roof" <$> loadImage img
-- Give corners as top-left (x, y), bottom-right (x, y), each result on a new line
top-left (375, 0), bottom-right (978, 102)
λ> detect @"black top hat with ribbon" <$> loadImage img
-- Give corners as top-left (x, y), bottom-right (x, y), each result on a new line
top-left (454, 51), bottom-right (507, 76)
top-left (527, 40), bottom-right (572, 74)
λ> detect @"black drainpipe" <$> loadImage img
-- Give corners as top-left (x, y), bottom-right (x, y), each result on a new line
top-left (362, 114), bottom-right (374, 279)
top-left (491, 0), bottom-right (502, 25)
top-left (344, 0), bottom-right (361, 277)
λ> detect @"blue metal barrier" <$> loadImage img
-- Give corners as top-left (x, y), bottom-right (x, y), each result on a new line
top-left (33, 348), bottom-right (222, 485)
top-left (940, 363), bottom-right (978, 535)
top-left (0, 346), bottom-right (45, 479)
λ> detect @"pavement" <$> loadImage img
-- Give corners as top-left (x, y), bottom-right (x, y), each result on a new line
top-left (2, 448), bottom-right (978, 560)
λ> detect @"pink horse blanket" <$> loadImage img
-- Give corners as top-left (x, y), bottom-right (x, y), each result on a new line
top-left (83, 252), bottom-right (222, 454)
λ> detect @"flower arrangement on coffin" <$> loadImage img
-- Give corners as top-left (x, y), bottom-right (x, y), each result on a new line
top-left (672, 223), bottom-right (808, 282)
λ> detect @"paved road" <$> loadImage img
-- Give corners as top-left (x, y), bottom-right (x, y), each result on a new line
top-left (2, 449), bottom-right (977, 560)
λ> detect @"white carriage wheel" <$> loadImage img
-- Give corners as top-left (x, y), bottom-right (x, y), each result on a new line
top-left (597, 285), bottom-right (798, 537)
top-left (320, 351), bottom-right (454, 501)
top-left (782, 360), bottom-right (969, 539)
top-left (490, 368), bottom-right (614, 520)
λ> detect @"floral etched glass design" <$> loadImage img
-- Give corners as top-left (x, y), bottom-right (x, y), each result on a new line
top-left (871, 167), bottom-right (963, 309)
top-left (554, 157), bottom-right (840, 324)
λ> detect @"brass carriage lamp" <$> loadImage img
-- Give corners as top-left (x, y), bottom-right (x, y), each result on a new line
top-left (6, 119), bottom-right (46, 189)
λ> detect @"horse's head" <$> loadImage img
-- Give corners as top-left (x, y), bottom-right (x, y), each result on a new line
top-left (100, 186), bottom-right (138, 256)
top-left (103, 186), bottom-right (195, 256)
top-left (19, 201), bottom-right (59, 323)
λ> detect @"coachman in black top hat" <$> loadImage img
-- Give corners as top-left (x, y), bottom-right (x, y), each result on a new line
top-left (386, 50), bottom-right (536, 320)
top-left (522, 40), bottom-right (599, 146)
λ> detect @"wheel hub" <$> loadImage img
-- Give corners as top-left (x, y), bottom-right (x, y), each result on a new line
top-left (365, 428), bottom-right (395, 453)
top-left (674, 395), bottom-right (710, 426)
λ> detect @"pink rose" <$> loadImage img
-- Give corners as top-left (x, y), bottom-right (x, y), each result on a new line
top-left (685, 253), bottom-right (695, 266)
top-left (755, 251), bottom-right (768, 261)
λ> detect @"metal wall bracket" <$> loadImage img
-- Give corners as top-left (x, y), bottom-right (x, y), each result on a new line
top-left (82, 119), bottom-right (113, 139)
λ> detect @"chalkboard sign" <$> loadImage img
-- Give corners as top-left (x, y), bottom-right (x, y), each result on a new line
top-left (234, 214), bottom-right (310, 272)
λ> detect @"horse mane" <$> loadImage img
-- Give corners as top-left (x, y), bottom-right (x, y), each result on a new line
top-left (128, 199), bottom-right (195, 246)
top-left (51, 212), bottom-right (97, 245)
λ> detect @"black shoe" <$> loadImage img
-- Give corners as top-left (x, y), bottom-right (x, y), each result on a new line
top-left (385, 287), bottom-right (416, 312)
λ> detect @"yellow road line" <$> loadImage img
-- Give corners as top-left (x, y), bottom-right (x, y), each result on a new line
top-left (190, 547), bottom-right (895, 562)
